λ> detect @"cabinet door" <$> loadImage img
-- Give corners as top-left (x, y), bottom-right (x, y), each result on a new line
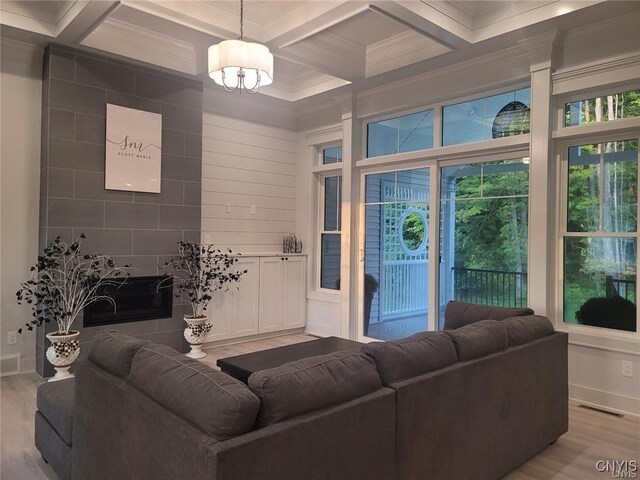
top-left (258, 257), bottom-right (284, 333)
top-left (283, 257), bottom-right (306, 329)
top-left (205, 288), bottom-right (231, 342)
top-left (231, 257), bottom-right (259, 337)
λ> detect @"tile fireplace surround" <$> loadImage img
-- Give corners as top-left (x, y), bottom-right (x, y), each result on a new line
top-left (36, 43), bottom-right (203, 377)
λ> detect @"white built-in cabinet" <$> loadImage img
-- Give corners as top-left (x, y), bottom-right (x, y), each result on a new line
top-left (259, 256), bottom-right (306, 333)
top-left (205, 254), bottom-right (306, 342)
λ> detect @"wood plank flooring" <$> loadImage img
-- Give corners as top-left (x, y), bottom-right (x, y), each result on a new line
top-left (1, 333), bottom-right (638, 480)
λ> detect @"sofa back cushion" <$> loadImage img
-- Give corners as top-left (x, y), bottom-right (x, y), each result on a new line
top-left (128, 344), bottom-right (259, 440)
top-left (88, 330), bottom-right (151, 377)
top-left (443, 301), bottom-right (534, 330)
top-left (503, 315), bottom-right (555, 346)
top-left (248, 351), bottom-right (382, 427)
top-left (446, 320), bottom-right (508, 361)
top-left (361, 331), bottom-right (458, 384)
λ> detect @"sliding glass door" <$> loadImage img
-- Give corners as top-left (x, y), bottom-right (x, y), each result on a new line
top-left (363, 168), bottom-right (430, 340)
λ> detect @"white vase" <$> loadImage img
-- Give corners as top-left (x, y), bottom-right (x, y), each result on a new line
top-left (183, 316), bottom-right (211, 359)
top-left (46, 330), bottom-right (80, 382)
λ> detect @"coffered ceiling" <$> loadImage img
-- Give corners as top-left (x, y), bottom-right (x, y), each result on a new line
top-left (0, 0), bottom-right (634, 103)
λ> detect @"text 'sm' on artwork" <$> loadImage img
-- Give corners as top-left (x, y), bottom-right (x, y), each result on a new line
top-left (105, 104), bottom-right (162, 193)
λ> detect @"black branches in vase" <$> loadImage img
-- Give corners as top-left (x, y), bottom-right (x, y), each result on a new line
top-left (160, 241), bottom-right (247, 319)
top-left (15, 234), bottom-right (129, 335)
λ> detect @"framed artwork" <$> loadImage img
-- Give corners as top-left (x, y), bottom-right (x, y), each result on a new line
top-left (105, 104), bottom-right (162, 193)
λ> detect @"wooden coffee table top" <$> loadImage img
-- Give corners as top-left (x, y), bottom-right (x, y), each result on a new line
top-left (217, 336), bottom-right (363, 384)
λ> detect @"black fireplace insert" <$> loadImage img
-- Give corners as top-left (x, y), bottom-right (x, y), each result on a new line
top-left (83, 275), bottom-right (173, 327)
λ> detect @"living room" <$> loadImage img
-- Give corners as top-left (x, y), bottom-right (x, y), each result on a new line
top-left (1, 1), bottom-right (639, 479)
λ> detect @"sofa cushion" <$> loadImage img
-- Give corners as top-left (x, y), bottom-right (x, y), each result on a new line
top-left (446, 320), bottom-right (508, 361)
top-left (88, 330), bottom-right (151, 378)
top-left (443, 301), bottom-right (534, 330)
top-left (361, 331), bottom-right (458, 384)
top-left (248, 351), bottom-right (382, 427)
top-left (503, 315), bottom-right (555, 346)
top-left (128, 344), bottom-right (259, 440)
top-left (36, 378), bottom-right (75, 445)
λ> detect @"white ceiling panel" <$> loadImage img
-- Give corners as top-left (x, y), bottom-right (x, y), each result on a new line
top-left (0, 0), bottom-right (77, 25)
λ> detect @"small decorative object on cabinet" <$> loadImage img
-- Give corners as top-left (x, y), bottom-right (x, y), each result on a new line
top-left (283, 234), bottom-right (302, 253)
top-left (161, 242), bottom-right (246, 359)
top-left (16, 234), bottom-right (128, 381)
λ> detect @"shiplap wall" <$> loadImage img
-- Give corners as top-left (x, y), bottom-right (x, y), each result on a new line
top-left (202, 113), bottom-right (298, 252)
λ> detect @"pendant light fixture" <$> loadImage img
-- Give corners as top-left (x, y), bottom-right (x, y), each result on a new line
top-left (207, 0), bottom-right (274, 93)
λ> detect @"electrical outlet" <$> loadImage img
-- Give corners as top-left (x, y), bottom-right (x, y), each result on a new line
top-left (225, 203), bottom-right (231, 214)
top-left (204, 234), bottom-right (212, 244)
top-left (7, 332), bottom-right (18, 345)
top-left (622, 361), bottom-right (633, 377)
top-left (250, 205), bottom-right (256, 215)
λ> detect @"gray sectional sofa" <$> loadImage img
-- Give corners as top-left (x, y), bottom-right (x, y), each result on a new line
top-left (36, 301), bottom-right (568, 480)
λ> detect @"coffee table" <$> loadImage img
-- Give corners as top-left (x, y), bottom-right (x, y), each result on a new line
top-left (217, 336), bottom-right (363, 383)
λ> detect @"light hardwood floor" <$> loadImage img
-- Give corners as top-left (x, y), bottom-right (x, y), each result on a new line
top-left (1, 333), bottom-right (638, 480)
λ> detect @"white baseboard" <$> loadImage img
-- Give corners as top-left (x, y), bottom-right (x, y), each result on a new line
top-left (304, 323), bottom-right (339, 338)
top-left (202, 328), bottom-right (307, 349)
top-left (0, 355), bottom-right (36, 376)
top-left (0, 355), bottom-right (21, 376)
top-left (569, 383), bottom-right (640, 417)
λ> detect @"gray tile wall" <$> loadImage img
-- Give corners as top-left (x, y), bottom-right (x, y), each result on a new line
top-left (37, 44), bottom-right (203, 377)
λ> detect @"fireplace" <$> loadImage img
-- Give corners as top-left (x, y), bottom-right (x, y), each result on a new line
top-left (83, 275), bottom-right (173, 327)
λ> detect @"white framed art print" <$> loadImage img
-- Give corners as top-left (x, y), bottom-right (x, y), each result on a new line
top-left (105, 104), bottom-right (162, 193)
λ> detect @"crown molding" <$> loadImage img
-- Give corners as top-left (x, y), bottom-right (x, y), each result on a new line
top-left (553, 53), bottom-right (640, 96)
top-left (357, 45), bottom-right (529, 118)
top-left (517, 29), bottom-right (559, 73)
top-left (305, 124), bottom-right (342, 146)
top-left (81, 17), bottom-right (196, 75)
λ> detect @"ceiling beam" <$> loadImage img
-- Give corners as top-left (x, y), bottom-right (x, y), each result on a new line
top-left (56, 1), bottom-right (120, 43)
top-left (371, 1), bottom-right (473, 48)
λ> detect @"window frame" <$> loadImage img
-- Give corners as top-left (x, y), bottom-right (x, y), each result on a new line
top-left (553, 81), bottom-right (640, 131)
top-left (318, 173), bottom-right (342, 291)
top-left (312, 140), bottom-right (343, 295)
top-left (365, 107), bottom-right (436, 159)
top-left (556, 132), bottom-right (639, 339)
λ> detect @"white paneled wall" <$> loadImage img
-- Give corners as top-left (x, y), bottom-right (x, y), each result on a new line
top-left (202, 113), bottom-right (298, 252)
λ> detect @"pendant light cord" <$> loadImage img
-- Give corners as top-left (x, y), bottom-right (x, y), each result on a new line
top-left (239, 0), bottom-right (244, 40)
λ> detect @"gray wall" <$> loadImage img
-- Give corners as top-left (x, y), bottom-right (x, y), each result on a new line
top-left (37, 44), bottom-right (202, 377)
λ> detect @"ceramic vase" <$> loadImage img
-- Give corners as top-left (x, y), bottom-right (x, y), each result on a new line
top-left (45, 330), bottom-right (80, 382)
top-left (183, 316), bottom-right (211, 359)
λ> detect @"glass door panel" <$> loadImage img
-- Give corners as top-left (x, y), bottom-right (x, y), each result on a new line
top-left (438, 159), bottom-right (529, 329)
top-left (364, 168), bottom-right (430, 340)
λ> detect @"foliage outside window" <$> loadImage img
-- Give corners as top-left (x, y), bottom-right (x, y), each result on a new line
top-left (439, 159), bottom-right (529, 323)
top-left (367, 110), bottom-right (434, 158)
top-left (323, 146), bottom-right (342, 165)
top-left (442, 88), bottom-right (531, 146)
top-left (321, 175), bottom-right (342, 290)
top-left (563, 139), bottom-right (638, 332)
top-left (401, 209), bottom-right (427, 253)
top-left (564, 89), bottom-right (640, 127)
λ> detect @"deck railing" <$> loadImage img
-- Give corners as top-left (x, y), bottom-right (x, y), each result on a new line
top-left (452, 267), bottom-right (528, 308)
top-left (606, 275), bottom-right (637, 302)
top-left (382, 260), bottom-right (428, 315)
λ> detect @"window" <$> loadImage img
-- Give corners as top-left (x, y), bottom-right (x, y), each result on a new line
top-left (442, 87), bottom-right (531, 146)
top-left (321, 175), bottom-right (342, 290)
top-left (367, 110), bottom-right (433, 158)
top-left (322, 146), bottom-right (342, 165)
top-left (439, 159), bottom-right (529, 328)
top-left (563, 139), bottom-right (638, 332)
top-left (564, 89), bottom-right (640, 127)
